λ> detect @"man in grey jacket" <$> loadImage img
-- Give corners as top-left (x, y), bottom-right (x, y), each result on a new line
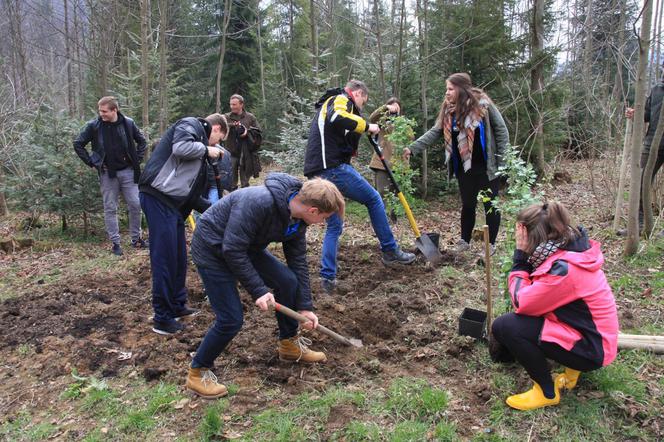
top-left (139, 114), bottom-right (228, 335)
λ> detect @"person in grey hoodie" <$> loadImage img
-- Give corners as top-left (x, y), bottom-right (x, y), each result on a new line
top-left (139, 113), bottom-right (228, 335)
top-left (404, 73), bottom-right (509, 254)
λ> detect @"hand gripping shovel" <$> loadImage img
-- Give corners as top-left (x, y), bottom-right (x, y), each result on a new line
top-left (367, 135), bottom-right (442, 265)
top-left (272, 302), bottom-right (363, 348)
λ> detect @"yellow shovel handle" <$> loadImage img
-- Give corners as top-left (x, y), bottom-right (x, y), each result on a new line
top-left (186, 214), bottom-right (196, 231)
top-left (397, 192), bottom-right (421, 238)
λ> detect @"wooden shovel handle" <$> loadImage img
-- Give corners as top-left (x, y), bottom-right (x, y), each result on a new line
top-left (272, 302), bottom-right (354, 346)
top-left (483, 225), bottom-right (492, 337)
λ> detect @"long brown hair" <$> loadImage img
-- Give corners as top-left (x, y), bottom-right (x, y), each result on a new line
top-left (437, 73), bottom-right (488, 127)
top-left (517, 201), bottom-right (579, 254)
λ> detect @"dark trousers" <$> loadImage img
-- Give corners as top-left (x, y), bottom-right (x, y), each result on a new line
top-left (192, 249), bottom-right (300, 369)
top-left (492, 313), bottom-right (602, 390)
top-left (140, 193), bottom-right (188, 324)
top-left (230, 155), bottom-right (250, 190)
top-left (639, 149), bottom-right (664, 220)
top-left (456, 169), bottom-right (500, 244)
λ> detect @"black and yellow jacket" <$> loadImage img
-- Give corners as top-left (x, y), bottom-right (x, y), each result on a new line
top-left (303, 88), bottom-right (369, 177)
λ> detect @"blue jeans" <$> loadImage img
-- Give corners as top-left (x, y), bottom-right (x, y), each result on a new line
top-left (140, 193), bottom-right (188, 324)
top-left (192, 249), bottom-right (300, 369)
top-left (317, 163), bottom-right (397, 280)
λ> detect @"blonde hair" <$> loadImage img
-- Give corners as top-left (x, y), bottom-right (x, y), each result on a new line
top-left (517, 201), bottom-right (579, 254)
top-left (299, 178), bottom-right (345, 216)
top-left (98, 96), bottom-right (119, 110)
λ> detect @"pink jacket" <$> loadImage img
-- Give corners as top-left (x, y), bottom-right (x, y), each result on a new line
top-left (509, 238), bottom-right (619, 366)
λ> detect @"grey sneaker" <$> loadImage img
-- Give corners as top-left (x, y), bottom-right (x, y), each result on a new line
top-left (455, 240), bottom-right (471, 253)
top-left (381, 247), bottom-right (416, 266)
top-left (320, 278), bottom-right (337, 295)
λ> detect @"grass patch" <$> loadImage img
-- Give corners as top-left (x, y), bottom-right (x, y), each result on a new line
top-left (0, 411), bottom-right (58, 441)
top-left (385, 378), bottom-right (448, 420)
top-left (199, 399), bottom-right (229, 442)
top-left (343, 421), bottom-right (382, 441)
top-left (390, 420), bottom-right (429, 441)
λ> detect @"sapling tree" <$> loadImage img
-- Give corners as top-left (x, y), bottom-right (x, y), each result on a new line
top-left (481, 144), bottom-right (542, 309)
top-left (383, 115), bottom-right (419, 216)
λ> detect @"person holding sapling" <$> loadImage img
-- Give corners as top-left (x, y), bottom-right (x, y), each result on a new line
top-left (489, 201), bottom-right (619, 411)
top-left (404, 73), bottom-right (508, 255)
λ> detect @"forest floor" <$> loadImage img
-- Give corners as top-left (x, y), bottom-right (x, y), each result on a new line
top-left (1, 158), bottom-right (663, 441)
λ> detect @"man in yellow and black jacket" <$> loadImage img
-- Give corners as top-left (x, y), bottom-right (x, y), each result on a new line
top-left (304, 80), bottom-right (416, 295)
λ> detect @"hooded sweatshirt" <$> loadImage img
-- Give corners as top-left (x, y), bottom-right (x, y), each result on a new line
top-left (190, 173), bottom-right (313, 311)
top-left (508, 229), bottom-right (619, 367)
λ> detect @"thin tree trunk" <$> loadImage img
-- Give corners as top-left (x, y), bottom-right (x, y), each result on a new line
top-left (140, 0), bottom-right (151, 128)
top-left (649, 0), bottom-right (661, 82)
top-left (5, 0), bottom-right (29, 102)
top-left (416, 0), bottom-right (430, 197)
top-left (257, 8), bottom-right (266, 108)
top-left (655, 0), bottom-right (663, 80)
top-left (394, 0), bottom-right (406, 98)
top-left (64, 0), bottom-right (76, 116)
top-left (74, 0), bottom-right (85, 117)
top-left (613, 119), bottom-right (632, 230)
top-left (0, 170), bottom-right (7, 217)
top-left (310, 0), bottom-right (319, 75)
top-left (530, 0), bottom-right (546, 176)
top-left (625, 0), bottom-right (654, 256)
top-left (158, 0), bottom-right (169, 134)
top-left (372, 0), bottom-right (387, 100)
top-left (215, 0), bottom-right (233, 113)
top-left (582, 0), bottom-right (594, 128)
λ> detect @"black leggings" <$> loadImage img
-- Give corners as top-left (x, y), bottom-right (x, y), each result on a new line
top-left (456, 169), bottom-right (500, 244)
top-left (491, 313), bottom-right (602, 390)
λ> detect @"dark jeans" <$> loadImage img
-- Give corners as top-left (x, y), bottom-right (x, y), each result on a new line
top-left (492, 313), bottom-right (602, 390)
top-left (192, 249), bottom-right (300, 369)
top-left (140, 192), bottom-right (188, 324)
top-left (456, 169), bottom-right (500, 244)
top-left (230, 155), bottom-right (250, 190)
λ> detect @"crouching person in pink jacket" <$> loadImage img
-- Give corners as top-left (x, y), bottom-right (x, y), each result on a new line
top-left (491, 201), bottom-right (619, 411)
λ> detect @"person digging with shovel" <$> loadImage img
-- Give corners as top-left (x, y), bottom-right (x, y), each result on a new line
top-left (185, 173), bottom-right (345, 398)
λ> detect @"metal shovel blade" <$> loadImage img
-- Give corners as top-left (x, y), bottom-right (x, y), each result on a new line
top-left (347, 338), bottom-right (364, 348)
top-left (415, 234), bottom-right (442, 265)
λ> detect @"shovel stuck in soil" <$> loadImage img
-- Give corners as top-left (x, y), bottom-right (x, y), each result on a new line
top-left (367, 135), bottom-right (442, 266)
top-left (272, 302), bottom-right (363, 348)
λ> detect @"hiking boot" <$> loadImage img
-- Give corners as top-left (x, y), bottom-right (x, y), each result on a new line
top-left (506, 382), bottom-right (560, 411)
top-left (278, 336), bottom-right (327, 363)
top-left (185, 367), bottom-right (228, 399)
top-left (112, 242), bottom-right (123, 256)
top-left (454, 239), bottom-right (471, 253)
top-left (381, 247), bottom-right (416, 266)
top-left (152, 319), bottom-right (184, 336)
top-left (175, 307), bottom-right (200, 321)
top-left (320, 278), bottom-right (337, 295)
top-left (131, 238), bottom-right (148, 249)
top-left (555, 367), bottom-right (581, 391)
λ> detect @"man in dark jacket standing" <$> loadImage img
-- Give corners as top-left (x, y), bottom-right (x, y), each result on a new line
top-left (225, 94), bottom-right (262, 190)
top-left (139, 114), bottom-right (228, 335)
top-left (73, 96), bottom-right (147, 256)
top-left (304, 80), bottom-right (416, 294)
top-left (185, 173), bottom-right (343, 398)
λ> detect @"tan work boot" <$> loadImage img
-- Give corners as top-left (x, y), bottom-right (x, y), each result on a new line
top-left (278, 336), bottom-right (327, 363)
top-left (185, 367), bottom-right (228, 399)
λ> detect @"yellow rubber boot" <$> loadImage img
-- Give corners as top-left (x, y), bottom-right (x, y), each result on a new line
top-left (185, 367), bottom-right (228, 399)
top-left (278, 336), bottom-right (327, 363)
top-left (506, 382), bottom-right (560, 411)
top-left (555, 367), bottom-right (581, 391)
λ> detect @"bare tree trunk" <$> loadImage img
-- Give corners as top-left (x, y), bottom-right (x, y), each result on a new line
top-left (74, 0), bottom-right (85, 117)
top-left (64, 0), bottom-right (76, 116)
top-left (215, 0), bottom-right (233, 113)
top-left (416, 0), bottom-right (430, 197)
top-left (158, 0), bottom-right (169, 134)
top-left (140, 0), bottom-right (151, 129)
top-left (372, 0), bottom-right (387, 100)
top-left (649, 0), bottom-right (661, 82)
top-left (310, 0), bottom-right (319, 75)
top-left (625, 0), bottom-right (654, 256)
top-left (655, 0), bottom-right (663, 80)
top-left (257, 8), bottom-right (266, 108)
top-left (4, 0), bottom-right (29, 102)
top-left (611, 0), bottom-right (627, 112)
top-left (582, 0), bottom-right (594, 131)
top-left (613, 119), bottom-right (632, 230)
top-left (530, 0), bottom-right (546, 176)
top-left (0, 170), bottom-right (7, 217)
top-left (394, 0), bottom-right (406, 98)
